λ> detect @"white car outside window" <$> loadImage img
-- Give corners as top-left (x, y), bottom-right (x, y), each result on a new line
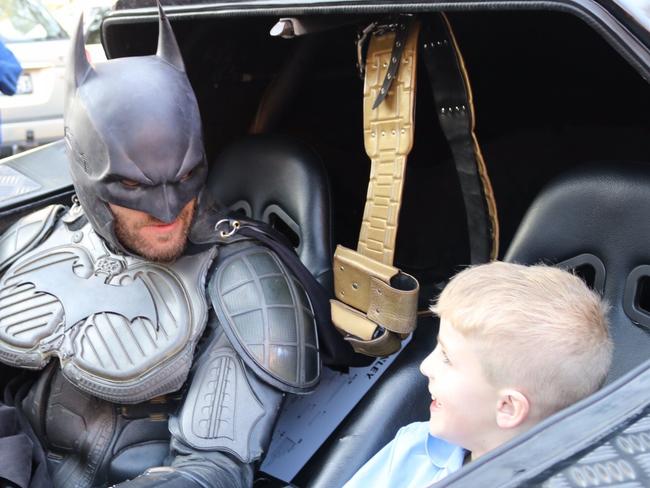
top-left (0, 0), bottom-right (68, 156)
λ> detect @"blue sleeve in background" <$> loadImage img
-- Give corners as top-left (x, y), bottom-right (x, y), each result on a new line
top-left (0, 40), bottom-right (22, 96)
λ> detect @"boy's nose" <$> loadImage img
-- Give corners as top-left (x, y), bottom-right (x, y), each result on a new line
top-left (420, 352), bottom-right (435, 378)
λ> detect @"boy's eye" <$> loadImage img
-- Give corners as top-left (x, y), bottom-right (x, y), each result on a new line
top-left (441, 350), bottom-right (451, 365)
top-left (121, 178), bottom-right (140, 188)
top-left (434, 344), bottom-right (451, 365)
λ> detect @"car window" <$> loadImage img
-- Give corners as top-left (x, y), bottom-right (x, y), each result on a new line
top-left (0, 0), bottom-right (67, 43)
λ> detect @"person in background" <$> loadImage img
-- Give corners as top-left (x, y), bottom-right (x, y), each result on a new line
top-left (0, 40), bottom-right (21, 95)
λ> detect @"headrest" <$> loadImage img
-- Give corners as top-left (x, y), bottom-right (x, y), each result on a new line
top-left (207, 135), bottom-right (332, 287)
top-left (506, 162), bottom-right (650, 381)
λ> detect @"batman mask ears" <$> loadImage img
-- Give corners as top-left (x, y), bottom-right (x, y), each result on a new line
top-left (156, 1), bottom-right (185, 71)
top-left (65, 14), bottom-right (93, 106)
top-left (66, 3), bottom-right (183, 96)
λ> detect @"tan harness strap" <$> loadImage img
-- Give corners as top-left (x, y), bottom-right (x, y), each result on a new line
top-left (330, 19), bottom-right (421, 357)
top-left (357, 21), bottom-right (419, 265)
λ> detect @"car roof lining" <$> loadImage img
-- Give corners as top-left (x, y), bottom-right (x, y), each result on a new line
top-left (103, 1), bottom-right (650, 82)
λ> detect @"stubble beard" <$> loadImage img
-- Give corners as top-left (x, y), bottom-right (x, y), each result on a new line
top-left (113, 202), bottom-right (195, 263)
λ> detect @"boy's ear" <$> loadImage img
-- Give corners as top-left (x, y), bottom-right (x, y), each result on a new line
top-left (495, 389), bottom-right (530, 429)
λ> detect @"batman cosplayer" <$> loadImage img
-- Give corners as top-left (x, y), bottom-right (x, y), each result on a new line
top-left (0, 6), bottom-right (320, 487)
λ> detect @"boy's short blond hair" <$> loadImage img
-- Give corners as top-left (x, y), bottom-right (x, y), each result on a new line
top-left (432, 262), bottom-right (612, 419)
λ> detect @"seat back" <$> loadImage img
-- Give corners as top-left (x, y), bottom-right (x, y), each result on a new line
top-left (206, 135), bottom-right (332, 288)
top-left (506, 162), bottom-right (650, 381)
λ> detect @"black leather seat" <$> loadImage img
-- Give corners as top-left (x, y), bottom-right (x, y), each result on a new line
top-left (206, 135), bottom-right (332, 288)
top-left (506, 162), bottom-right (650, 382)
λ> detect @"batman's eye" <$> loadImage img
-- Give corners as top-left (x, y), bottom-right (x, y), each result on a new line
top-left (121, 179), bottom-right (141, 188)
top-left (179, 170), bottom-right (193, 183)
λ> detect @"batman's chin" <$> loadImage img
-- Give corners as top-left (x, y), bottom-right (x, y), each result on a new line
top-left (111, 199), bottom-right (196, 263)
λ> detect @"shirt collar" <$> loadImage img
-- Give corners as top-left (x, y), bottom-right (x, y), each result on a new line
top-left (425, 432), bottom-right (467, 470)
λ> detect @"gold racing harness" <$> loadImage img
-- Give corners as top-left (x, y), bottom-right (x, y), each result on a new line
top-left (331, 15), bottom-right (499, 357)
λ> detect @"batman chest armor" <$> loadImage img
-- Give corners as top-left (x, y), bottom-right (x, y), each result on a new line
top-left (0, 220), bottom-right (216, 403)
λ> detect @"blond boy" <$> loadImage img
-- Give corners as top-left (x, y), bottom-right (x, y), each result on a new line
top-left (344, 262), bottom-right (612, 488)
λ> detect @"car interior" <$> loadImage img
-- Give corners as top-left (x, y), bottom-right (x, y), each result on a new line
top-left (0, 5), bottom-right (648, 487)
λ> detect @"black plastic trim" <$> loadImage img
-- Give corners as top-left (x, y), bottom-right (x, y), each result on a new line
top-left (103, 0), bottom-right (650, 82)
top-left (558, 253), bottom-right (606, 295)
top-left (624, 265), bottom-right (650, 330)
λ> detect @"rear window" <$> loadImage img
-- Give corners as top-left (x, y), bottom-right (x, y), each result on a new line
top-left (0, 0), bottom-right (68, 43)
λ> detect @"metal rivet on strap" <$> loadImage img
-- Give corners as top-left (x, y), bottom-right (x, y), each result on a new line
top-left (441, 107), bottom-right (446, 114)
top-left (341, 291), bottom-right (346, 297)
top-left (395, 41), bottom-right (401, 48)
top-left (392, 56), bottom-right (397, 63)
top-left (391, 130), bottom-right (396, 135)
top-left (371, 132), bottom-right (376, 138)
top-left (387, 73), bottom-right (392, 80)
top-left (340, 266), bottom-right (345, 271)
top-left (383, 62), bottom-right (388, 68)
top-left (352, 282), bottom-right (359, 290)
top-left (401, 129), bottom-right (405, 134)
top-left (380, 87), bottom-right (386, 94)
top-left (375, 308), bottom-right (381, 314)
top-left (381, 131), bottom-right (386, 137)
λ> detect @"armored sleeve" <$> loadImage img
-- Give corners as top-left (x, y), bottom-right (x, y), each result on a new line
top-left (114, 243), bottom-right (321, 487)
top-left (112, 329), bottom-right (272, 488)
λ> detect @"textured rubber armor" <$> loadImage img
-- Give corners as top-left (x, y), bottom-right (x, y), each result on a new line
top-left (169, 326), bottom-right (284, 463)
top-left (208, 244), bottom-right (320, 394)
top-left (0, 204), bottom-right (65, 272)
top-left (0, 209), bottom-right (216, 403)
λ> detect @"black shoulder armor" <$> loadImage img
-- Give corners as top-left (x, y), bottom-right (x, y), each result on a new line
top-left (208, 243), bottom-right (320, 394)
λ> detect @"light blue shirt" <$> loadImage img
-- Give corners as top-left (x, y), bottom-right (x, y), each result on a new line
top-left (343, 422), bottom-right (467, 488)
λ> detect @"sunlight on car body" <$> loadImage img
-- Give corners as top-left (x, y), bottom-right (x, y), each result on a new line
top-left (0, 0), bottom-right (68, 156)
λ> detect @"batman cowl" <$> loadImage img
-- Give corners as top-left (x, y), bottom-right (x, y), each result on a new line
top-left (64, 4), bottom-right (208, 256)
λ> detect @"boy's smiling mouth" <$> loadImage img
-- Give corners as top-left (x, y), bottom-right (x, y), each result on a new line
top-left (429, 393), bottom-right (442, 411)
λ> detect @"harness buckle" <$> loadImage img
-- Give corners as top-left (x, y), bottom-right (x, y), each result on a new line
top-left (356, 17), bottom-right (409, 79)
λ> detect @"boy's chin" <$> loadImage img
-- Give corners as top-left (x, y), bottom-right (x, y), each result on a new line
top-left (427, 403), bottom-right (445, 436)
top-left (427, 416), bottom-right (444, 437)
top-left (428, 417), bottom-right (461, 447)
